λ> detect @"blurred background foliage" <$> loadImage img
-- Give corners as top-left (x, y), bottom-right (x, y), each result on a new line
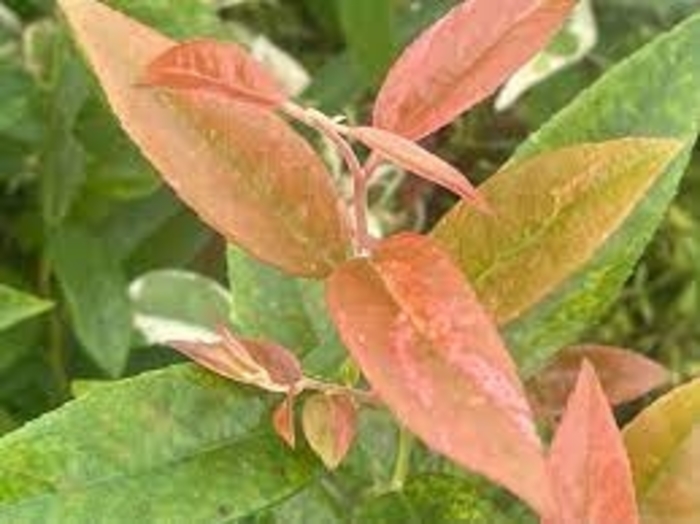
top-left (0, 0), bottom-right (699, 446)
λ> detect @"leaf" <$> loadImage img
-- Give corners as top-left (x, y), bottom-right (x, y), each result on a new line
top-left (0, 284), bottom-right (52, 332)
top-left (49, 226), bottom-right (132, 377)
top-left (0, 365), bottom-right (318, 521)
top-left (326, 233), bottom-right (551, 517)
top-left (432, 138), bottom-right (682, 373)
top-left (623, 377), bottom-right (700, 523)
top-left (129, 269), bottom-right (231, 345)
top-left (273, 394), bottom-right (297, 448)
top-left (546, 362), bottom-right (639, 524)
top-left (58, 0), bottom-right (351, 278)
top-left (348, 126), bottom-right (488, 211)
top-left (141, 39), bottom-right (287, 108)
top-left (527, 345), bottom-right (670, 421)
top-left (302, 392), bottom-right (357, 470)
top-left (372, 0), bottom-right (576, 140)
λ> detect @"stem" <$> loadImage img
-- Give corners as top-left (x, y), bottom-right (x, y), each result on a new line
top-left (39, 256), bottom-right (69, 403)
top-left (390, 427), bottom-right (414, 491)
top-left (301, 377), bottom-right (380, 407)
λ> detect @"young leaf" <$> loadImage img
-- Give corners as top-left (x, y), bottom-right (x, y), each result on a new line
top-left (58, 0), bottom-right (351, 278)
top-left (432, 138), bottom-right (682, 373)
top-left (0, 285), bottom-right (52, 333)
top-left (624, 377), bottom-right (700, 523)
top-left (302, 392), bottom-right (357, 470)
top-left (327, 233), bottom-right (552, 517)
top-left (528, 345), bottom-right (670, 421)
top-left (546, 362), bottom-right (640, 524)
top-left (348, 126), bottom-right (488, 211)
top-left (373, 0), bottom-right (576, 140)
top-left (273, 394), bottom-right (297, 449)
top-left (141, 39), bottom-right (287, 108)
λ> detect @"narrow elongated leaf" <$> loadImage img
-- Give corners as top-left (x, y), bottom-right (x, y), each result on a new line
top-left (373, 0), bottom-right (576, 140)
top-left (348, 126), bottom-right (487, 210)
top-left (59, 0), bottom-right (351, 278)
top-left (0, 284), bottom-right (52, 332)
top-left (0, 365), bottom-right (318, 521)
top-left (624, 377), bottom-right (700, 523)
top-left (327, 233), bottom-right (551, 517)
top-left (547, 362), bottom-right (639, 524)
top-left (528, 345), bottom-right (669, 420)
top-left (142, 39), bottom-right (287, 108)
top-left (433, 139), bottom-right (682, 372)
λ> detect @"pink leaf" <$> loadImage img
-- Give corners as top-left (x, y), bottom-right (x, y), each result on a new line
top-left (348, 126), bottom-right (489, 212)
top-left (141, 39), bottom-right (287, 108)
top-left (326, 233), bottom-right (553, 517)
top-left (374, 0), bottom-right (576, 140)
top-left (302, 392), bottom-right (358, 469)
top-left (272, 394), bottom-right (297, 448)
top-left (546, 361), bottom-right (640, 524)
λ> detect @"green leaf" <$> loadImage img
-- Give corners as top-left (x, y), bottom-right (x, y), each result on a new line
top-left (434, 12), bottom-right (700, 373)
top-left (0, 284), bottom-right (52, 332)
top-left (623, 377), bottom-right (700, 523)
top-left (0, 365), bottom-right (318, 521)
top-left (49, 225), bottom-right (132, 377)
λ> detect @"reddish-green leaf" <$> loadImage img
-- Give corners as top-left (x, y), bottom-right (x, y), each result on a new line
top-left (373, 0), bottom-right (576, 140)
top-left (348, 126), bottom-right (488, 211)
top-left (141, 39), bottom-right (287, 108)
top-left (546, 362), bottom-right (639, 524)
top-left (58, 0), bottom-right (351, 277)
top-left (624, 377), bottom-right (700, 523)
top-left (302, 392), bottom-right (357, 470)
top-left (272, 394), bottom-right (297, 448)
top-left (528, 345), bottom-right (670, 421)
top-left (326, 233), bottom-right (552, 517)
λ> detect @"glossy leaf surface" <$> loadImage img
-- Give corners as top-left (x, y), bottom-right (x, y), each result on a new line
top-left (0, 285), bottom-right (52, 333)
top-left (624, 377), bottom-right (700, 524)
top-left (373, 0), bottom-right (576, 140)
top-left (327, 233), bottom-right (551, 516)
top-left (142, 39), bottom-right (286, 108)
top-left (302, 392), bottom-right (357, 470)
top-left (547, 362), bottom-right (639, 524)
top-left (59, 0), bottom-right (351, 278)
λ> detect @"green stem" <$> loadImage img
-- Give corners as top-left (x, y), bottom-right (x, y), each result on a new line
top-left (390, 426), bottom-right (414, 491)
top-left (39, 256), bottom-right (69, 403)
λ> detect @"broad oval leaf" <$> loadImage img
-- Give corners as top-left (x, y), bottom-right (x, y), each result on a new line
top-left (373, 0), bottom-right (576, 140)
top-left (547, 362), bottom-right (639, 524)
top-left (302, 392), bottom-right (357, 470)
top-left (142, 39), bottom-right (287, 108)
top-left (528, 345), bottom-right (670, 421)
top-left (432, 138), bottom-right (682, 373)
top-left (348, 126), bottom-right (487, 211)
top-left (0, 365), bottom-right (318, 521)
top-left (326, 233), bottom-right (552, 517)
top-left (624, 377), bottom-right (700, 524)
top-left (59, 0), bottom-right (351, 278)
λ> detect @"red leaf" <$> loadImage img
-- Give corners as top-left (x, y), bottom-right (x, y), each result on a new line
top-left (326, 233), bottom-right (552, 517)
top-left (302, 392), bottom-right (358, 469)
top-left (141, 39), bottom-right (287, 108)
top-left (528, 345), bottom-right (670, 422)
top-left (273, 394), bottom-right (296, 448)
top-left (373, 0), bottom-right (576, 140)
top-left (348, 126), bottom-right (489, 212)
top-left (59, 0), bottom-right (351, 277)
top-left (546, 362), bottom-right (640, 524)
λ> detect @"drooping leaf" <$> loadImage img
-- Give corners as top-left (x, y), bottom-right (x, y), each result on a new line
top-left (348, 126), bottom-right (488, 211)
top-left (0, 284), bottom-right (52, 333)
top-left (272, 394), bottom-right (297, 449)
top-left (141, 39), bottom-right (287, 108)
top-left (0, 365), bottom-right (318, 521)
top-left (546, 362), bottom-right (639, 524)
top-left (49, 226), bottom-right (132, 377)
top-left (528, 345), bottom-right (670, 421)
top-left (624, 377), bottom-right (700, 523)
top-left (327, 233), bottom-right (551, 517)
top-left (302, 392), bottom-right (357, 470)
top-left (58, 0), bottom-right (351, 278)
top-left (433, 138), bottom-right (682, 373)
top-left (373, 0), bottom-right (576, 140)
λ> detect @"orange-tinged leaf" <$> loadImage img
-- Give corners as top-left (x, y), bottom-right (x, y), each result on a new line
top-left (546, 362), bottom-right (640, 524)
top-left (348, 126), bottom-right (488, 211)
top-left (141, 39), bottom-right (287, 108)
top-left (326, 233), bottom-right (552, 517)
top-left (624, 377), bottom-right (700, 524)
top-left (373, 0), bottom-right (576, 140)
top-left (58, 0), bottom-right (350, 277)
top-left (302, 392), bottom-right (357, 470)
top-left (528, 345), bottom-right (670, 421)
top-left (272, 394), bottom-right (297, 448)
